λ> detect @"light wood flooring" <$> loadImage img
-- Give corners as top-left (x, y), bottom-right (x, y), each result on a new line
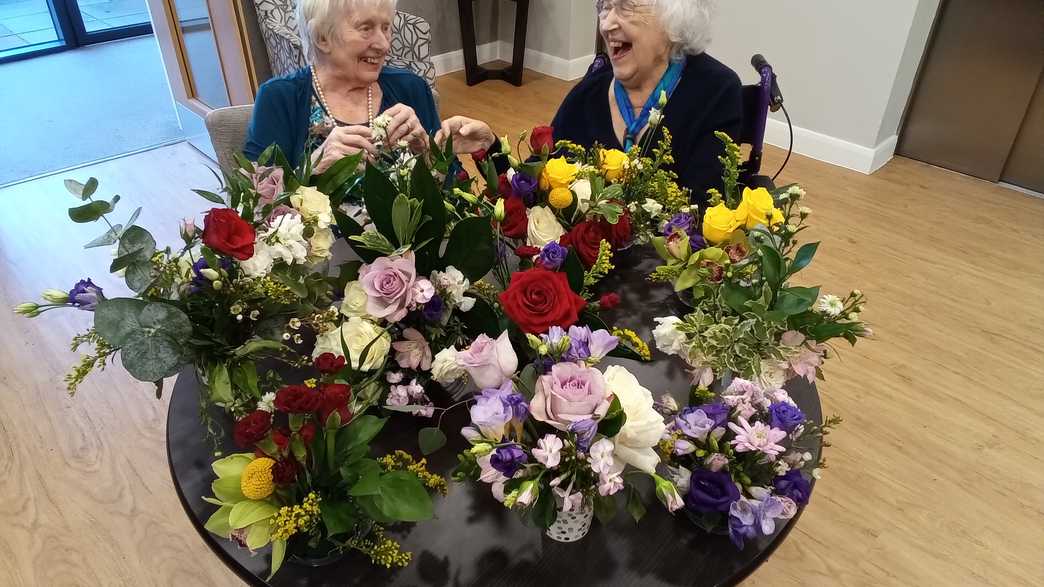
top-left (1, 68), bottom-right (1042, 586)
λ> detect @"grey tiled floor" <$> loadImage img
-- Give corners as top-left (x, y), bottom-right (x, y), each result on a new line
top-left (0, 0), bottom-right (149, 53)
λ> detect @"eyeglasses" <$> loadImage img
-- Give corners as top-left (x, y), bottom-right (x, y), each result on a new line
top-left (595, 0), bottom-right (651, 18)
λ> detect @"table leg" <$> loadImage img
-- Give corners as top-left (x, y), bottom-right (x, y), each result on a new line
top-left (457, 0), bottom-right (530, 87)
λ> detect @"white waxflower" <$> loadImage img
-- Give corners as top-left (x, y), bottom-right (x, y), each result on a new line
top-left (816, 294), bottom-right (844, 317)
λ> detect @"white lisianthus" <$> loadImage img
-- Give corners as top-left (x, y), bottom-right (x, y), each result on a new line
top-left (340, 281), bottom-right (370, 318)
top-left (641, 198), bottom-right (664, 217)
top-left (526, 206), bottom-right (566, 247)
top-left (431, 346), bottom-right (465, 384)
top-left (652, 316), bottom-right (688, 357)
top-left (289, 186), bottom-right (333, 228)
top-left (432, 266), bottom-right (471, 310)
top-left (603, 365), bottom-right (666, 473)
top-left (816, 294), bottom-right (844, 317)
top-left (307, 226), bottom-right (335, 262)
top-left (239, 243), bottom-right (274, 277)
top-left (312, 317), bottom-right (390, 372)
top-left (570, 178), bottom-right (592, 213)
top-left (648, 107), bottom-right (663, 127)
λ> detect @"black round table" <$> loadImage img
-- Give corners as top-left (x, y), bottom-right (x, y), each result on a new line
top-left (167, 246), bottom-right (822, 587)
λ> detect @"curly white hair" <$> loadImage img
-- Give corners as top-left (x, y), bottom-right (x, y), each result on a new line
top-left (654, 0), bottom-right (716, 58)
top-left (297, 0), bottom-right (398, 63)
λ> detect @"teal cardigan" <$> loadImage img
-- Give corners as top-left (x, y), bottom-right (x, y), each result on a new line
top-left (243, 67), bottom-right (440, 166)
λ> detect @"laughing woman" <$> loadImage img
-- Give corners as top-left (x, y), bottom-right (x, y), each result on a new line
top-left (243, 0), bottom-right (491, 172)
top-left (440, 0), bottom-right (740, 203)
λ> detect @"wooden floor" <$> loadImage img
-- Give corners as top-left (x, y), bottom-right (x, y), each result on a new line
top-left (1, 67), bottom-right (1042, 586)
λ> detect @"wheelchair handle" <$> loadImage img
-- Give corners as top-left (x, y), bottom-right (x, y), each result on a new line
top-left (751, 54), bottom-right (784, 112)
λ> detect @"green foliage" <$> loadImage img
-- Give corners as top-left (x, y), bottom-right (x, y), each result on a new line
top-left (94, 298), bottom-right (193, 382)
top-left (418, 427), bottom-right (447, 455)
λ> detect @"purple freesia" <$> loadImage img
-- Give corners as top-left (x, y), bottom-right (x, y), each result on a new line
top-left (675, 407), bottom-right (716, 441)
top-left (696, 402), bottom-right (730, 429)
top-left (510, 172), bottom-right (538, 205)
top-left (68, 279), bottom-right (105, 311)
top-left (568, 418), bottom-right (598, 452)
top-left (768, 402), bottom-right (805, 432)
top-left (773, 470), bottom-right (811, 505)
top-left (587, 329), bottom-right (619, 361)
top-left (684, 469), bottom-right (740, 514)
top-left (538, 242), bottom-right (568, 270)
top-left (490, 444), bottom-right (527, 477)
top-left (564, 325), bottom-right (591, 361)
top-left (728, 498), bottom-right (759, 549)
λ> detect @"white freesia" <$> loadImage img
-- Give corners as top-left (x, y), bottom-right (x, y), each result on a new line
top-left (290, 185), bottom-right (333, 228)
top-left (571, 178), bottom-right (592, 213)
top-left (526, 205), bottom-right (566, 247)
top-left (340, 281), bottom-right (370, 318)
top-left (653, 316), bottom-right (688, 357)
top-left (641, 198), bottom-right (664, 216)
top-left (604, 365), bottom-right (666, 473)
top-left (312, 317), bottom-right (390, 371)
top-left (431, 347), bottom-right (465, 384)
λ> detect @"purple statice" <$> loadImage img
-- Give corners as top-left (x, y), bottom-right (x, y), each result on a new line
top-left (696, 402), bottom-right (730, 430)
top-left (538, 242), bottom-right (568, 270)
top-left (490, 444), bottom-right (527, 476)
top-left (568, 418), bottom-right (598, 452)
top-left (510, 172), bottom-right (538, 205)
top-left (684, 469), bottom-right (740, 514)
top-left (675, 407), bottom-right (716, 441)
top-left (772, 470), bottom-right (811, 505)
top-left (422, 295), bottom-right (444, 322)
top-left (68, 279), bottom-right (105, 311)
top-left (768, 402), bottom-right (805, 433)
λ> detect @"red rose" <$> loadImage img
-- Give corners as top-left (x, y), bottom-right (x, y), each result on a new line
top-left (319, 383), bottom-right (353, 425)
top-left (314, 352), bottom-right (346, 374)
top-left (497, 174), bottom-right (513, 198)
top-left (232, 410), bottom-right (271, 448)
top-left (500, 196), bottom-right (528, 239)
top-left (299, 421), bottom-right (317, 445)
top-left (471, 148), bottom-right (488, 162)
top-left (272, 459), bottom-right (299, 485)
top-left (274, 384), bottom-right (322, 414)
top-left (515, 245), bottom-right (540, 258)
top-left (272, 426), bottom-right (291, 451)
top-left (202, 208), bottom-right (255, 260)
top-left (498, 267), bottom-right (587, 334)
top-left (455, 169), bottom-right (470, 183)
top-left (562, 220), bottom-right (610, 267)
top-left (599, 208), bottom-right (632, 249)
top-left (530, 125), bottom-right (554, 155)
top-left (599, 292), bottom-right (621, 310)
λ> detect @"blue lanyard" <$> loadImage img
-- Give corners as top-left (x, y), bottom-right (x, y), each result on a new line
top-left (614, 60), bottom-right (684, 150)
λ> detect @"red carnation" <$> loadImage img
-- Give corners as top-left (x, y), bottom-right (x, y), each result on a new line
top-left (319, 383), bottom-right (353, 425)
top-left (314, 352), bottom-right (346, 374)
top-left (500, 196), bottom-right (528, 239)
top-left (530, 125), bottom-right (554, 155)
top-left (299, 421), bottom-right (317, 445)
top-left (561, 220), bottom-right (610, 267)
top-left (274, 384), bottom-right (322, 414)
top-left (471, 148), bottom-right (488, 162)
top-left (498, 267), bottom-right (587, 334)
top-left (599, 208), bottom-right (632, 249)
top-left (202, 208), bottom-right (255, 260)
top-left (599, 292), bottom-right (621, 310)
top-left (515, 245), bottom-right (540, 258)
top-left (272, 459), bottom-right (299, 485)
top-left (497, 174), bottom-right (513, 198)
top-left (232, 410), bottom-right (271, 448)
top-left (272, 426), bottom-right (292, 451)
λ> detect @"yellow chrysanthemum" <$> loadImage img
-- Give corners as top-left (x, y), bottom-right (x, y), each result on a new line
top-left (548, 187), bottom-right (573, 210)
top-left (240, 457), bottom-right (276, 500)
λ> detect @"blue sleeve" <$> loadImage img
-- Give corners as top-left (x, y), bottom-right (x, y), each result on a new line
top-left (411, 77), bottom-right (440, 135)
top-left (243, 80), bottom-right (298, 162)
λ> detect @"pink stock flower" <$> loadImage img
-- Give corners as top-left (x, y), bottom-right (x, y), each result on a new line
top-left (392, 328), bottom-right (433, 371)
top-left (728, 416), bottom-right (788, 459)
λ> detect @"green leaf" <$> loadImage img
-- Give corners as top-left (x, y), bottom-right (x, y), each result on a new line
top-left (775, 286), bottom-right (820, 316)
top-left (460, 296), bottom-right (501, 339)
top-left (336, 415), bottom-right (387, 458)
top-left (531, 485), bottom-right (557, 529)
top-left (212, 476), bottom-right (244, 503)
top-left (124, 260), bottom-right (153, 293)
top-left (229, 500), bottom-right (277, 530)
top-left (375, 470), bottom-right (435, 521)
top-left (117, 225), bottom-right (157, 261)
top-left (563, 250), bottom-right (585, 294)
top-left (441, 216), bottom-right (496, 282)
top-left (391, 193), bottom-right (412, 246)
top-left (68, 198), bottom-right (116, 223)
top-left (760, 245), bottom-right (785, 290)
top-left (362, 164), bottom-right (400, 245)
top-left (517, 363), bottom-right (538, 400)
top-left (84, 224), bottom-right (123, 249)
top-left (206, 362), bottom-right (232, 403)
top-left (789, 242), bottom-right (819, 276)
top-left (194, 189), bottom-right (225, 204)
top-left (204, 505), bottom-right (233, 537)
top-left (626, 486), bottom-right (646, 523)
top-left (596, 395), bottom-right (627, 438)
top-left (232, 339), bottom-right (288, 358)
top-left (348, 465), bottom-right (382, 497)
top-left (268, 539), bottom-right (287, 580)
top-left (410, 158), bottom-right (448, 275)
top-left (418, 427), bottom-right (447, 455)
top-left (723, 282), bottom-right (756, 314)
top-left (93, 298), bottom-right (147, 346)
top-left (320, 501), bottom-right (359, 537)
top-left (123, 206), bottom-right (142, 229)
top-left (230, 361), bottom-right (260, 398)
top-left (593, 493), bottom-right (617, 525)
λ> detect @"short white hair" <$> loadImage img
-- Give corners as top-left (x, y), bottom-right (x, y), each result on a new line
top-left (297, 0), bottom-right (398, 63)
top-left (654, 0), bottom-right (715, 58)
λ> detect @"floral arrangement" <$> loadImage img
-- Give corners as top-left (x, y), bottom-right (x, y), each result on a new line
top-left (204, 355), bottom-right (444, 578)
top-left (447, 326), bottom-right (682, 540)
top-left (656, 376), bottom-right (839, 548)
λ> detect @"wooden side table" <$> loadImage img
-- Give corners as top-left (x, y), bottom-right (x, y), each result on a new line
top-left (458, 0), bottom-right (530, 86)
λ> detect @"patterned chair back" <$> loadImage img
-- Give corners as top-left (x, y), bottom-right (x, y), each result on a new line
top-left (252, 0), bottom-right (437, 92)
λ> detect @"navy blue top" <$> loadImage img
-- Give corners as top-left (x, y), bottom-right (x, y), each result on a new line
top-left (551, 53), bottom-right (743, 204)
top-left (243, 67), bottom-right (440, 166)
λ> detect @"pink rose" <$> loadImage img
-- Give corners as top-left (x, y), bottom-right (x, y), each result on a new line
top-left (359, 253), bottom-right (420, 322)
top-left (456, 332), bottom-right (518, 390)
top-left (530, 363), bottom-right (612, 431)
top-left (392, 328), bottom-right (433, 371)
top-left (251, 166), bottom-right (285, 205)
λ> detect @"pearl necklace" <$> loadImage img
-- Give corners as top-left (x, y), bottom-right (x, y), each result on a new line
top-left (311, 65), bottom-right (373, 128)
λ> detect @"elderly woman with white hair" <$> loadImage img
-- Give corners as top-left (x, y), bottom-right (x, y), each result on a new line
top-left (440, 0), bottom-right (740, 201)
top-left (244, 0), bottom-right (482, 172)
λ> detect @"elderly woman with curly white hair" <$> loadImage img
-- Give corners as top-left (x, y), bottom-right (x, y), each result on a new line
top-left (440, 0), bottom-right (740, 202)
top-left (244, 0), bottom-right (491, 172)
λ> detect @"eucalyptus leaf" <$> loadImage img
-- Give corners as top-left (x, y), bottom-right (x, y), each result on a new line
top-left (94, 298), bottom-right (148, 346)
top-left (84, 224), bottom-right (123, 249)
top-left (123, 206), bottom-right (142, 230)
top-left (124, 260), bottom-right (153, 293)
top-left (68, 199), bottom-right (114, 223)
top-left (418, 427), bottom-right (447, 455)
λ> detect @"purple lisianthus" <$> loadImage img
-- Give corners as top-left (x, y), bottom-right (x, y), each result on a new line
top-left (772, 470), bottom-right (811, 505)
top-left (68, 279), bottom-right (105, 311)
top-left (675, 407), bottom-right (716, 441)
top-left (696, 402), bottom-right (730, 430)
top-left (490, 444), bottom-right (527, 477)
top-left (684, 469), bottom-right (740, 514)
top-left (568, 418), bottom-right (598, 452)
top-left (538, 242), bottom-right (568, 270)
top-left (510, 172), bottom-right (538, 205)
top-left (768, 402), bottom-right (805, 432)
top-left (422, 295), bottom-right (444, 322)
top-left (663, 212), bottom-right (698, 239)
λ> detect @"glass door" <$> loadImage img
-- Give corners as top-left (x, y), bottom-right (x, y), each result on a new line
top-left (0, 0), bottom-right (151, 63)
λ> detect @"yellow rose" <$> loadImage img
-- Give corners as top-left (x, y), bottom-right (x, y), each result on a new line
top-left (600, 149), bottom-right (629, 182)
top-left (702, 203), bottom-right (741, 244)
top-left (542, 157), bottom-right (579, 190)
top-left (735, 187), bottom-right (784, 230)
top-left (290, 186), bottom-right (333, 228)
top-left (548, 187), bottom-right (573, 209)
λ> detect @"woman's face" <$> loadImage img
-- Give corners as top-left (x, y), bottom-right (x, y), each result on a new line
top-left (598, 0), bottom-right (672, 87)
top-left (317, 5), bottom-right (393, 83)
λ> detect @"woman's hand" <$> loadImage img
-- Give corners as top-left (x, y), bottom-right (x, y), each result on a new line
top-left (383, 103), bottom-right (429, 153)
top-left (435, 116), bottom-right (496, 154)
top-left (312, 125), bottom-right (378, 173)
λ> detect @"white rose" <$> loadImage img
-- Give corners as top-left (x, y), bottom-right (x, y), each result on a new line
top-left (757, 360), bottom-right (787, 390)
top-left (431, 347), bottom-right (465, 384)
top-left (652, 316), bottom-right (687, 357)
top-left (571, 178), bottom-right (592, 213)
top-left (239, 243), bottom-right (274, 278)
top-left (290, 186), bottom-right (332, 228)
top-left (604, 365), bottom-right (665, 473)
top-left (340, 281), bottom-right (370, 318)
top-left (308, 226), bottom-right (335, 262)
top-left (641, 198), bottom-right (663, 217)
top-left (312, 317), bottom-right (390, 371)
top-left (526, 206), bottom-right (566, 247)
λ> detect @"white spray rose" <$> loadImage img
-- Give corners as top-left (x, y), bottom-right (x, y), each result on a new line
top-left (604, 365), bottom-right (666, 473)
top-left (526, 206), bottom-right (566, 247)
top-left (340, 281), bottom-right (370, 318)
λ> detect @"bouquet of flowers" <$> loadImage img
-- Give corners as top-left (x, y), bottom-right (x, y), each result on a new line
top-left (656, 376), bottom-right (839, 548)
top-left (649, 133), bottom-right (871, 388)
top-left (448, 326), bottom-right (682, 542)
top-left (204, 356), bottom-right (445, 578)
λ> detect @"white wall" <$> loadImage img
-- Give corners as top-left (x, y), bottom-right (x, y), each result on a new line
top-left (710, 0), bottom-right (940, 173)
top-left (495, 0), bottom-right (596, 80)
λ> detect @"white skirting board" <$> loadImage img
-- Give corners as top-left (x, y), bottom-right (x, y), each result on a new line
top-left (432, 41), bottom-right (594, 82)
top-left (764, 118), bottom-right (898, 175)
